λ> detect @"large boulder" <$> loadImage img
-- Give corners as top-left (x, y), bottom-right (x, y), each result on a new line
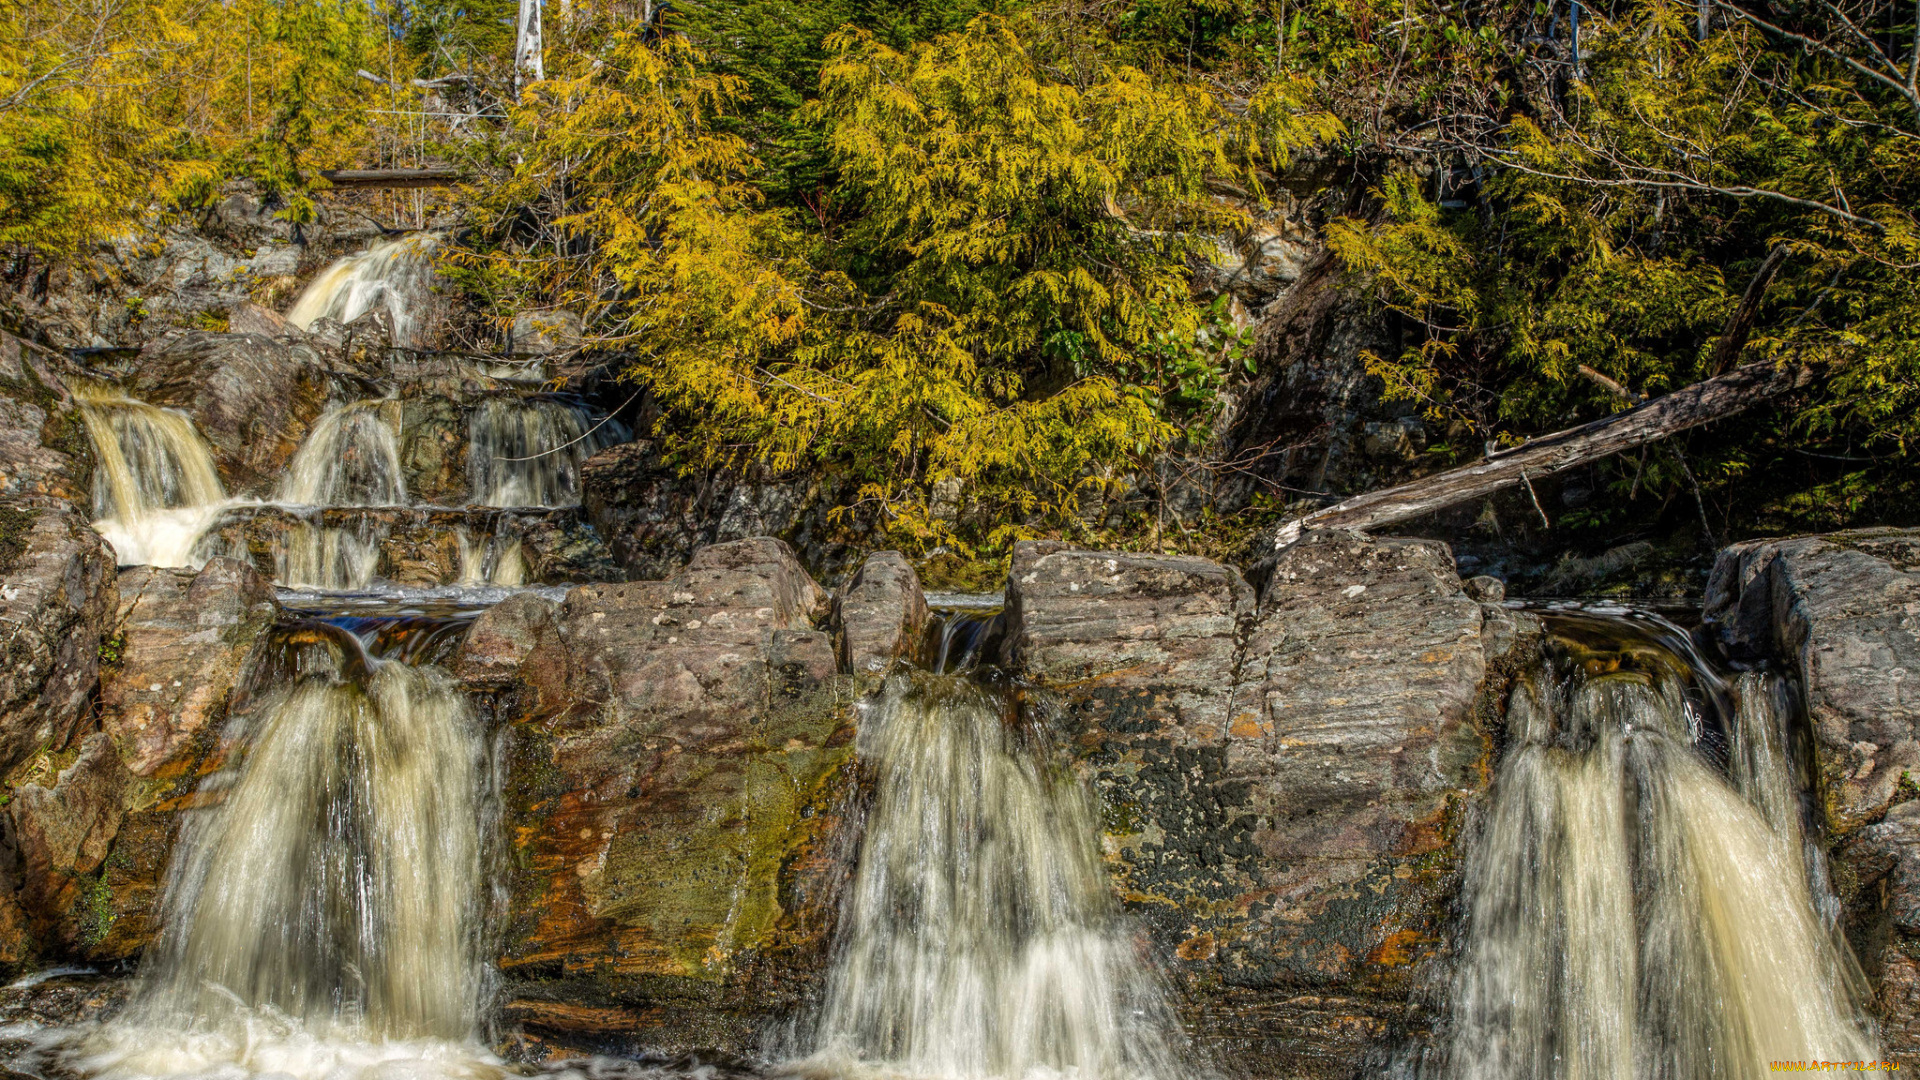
top-left (836, 551), bottom-right (927, 676)
top-left (127, 329), bottom-right (349, 497)
top-left (464, 537), bottom-right (856, 1054)
top-left (1004, 531), bottom-right (1497, 1077)
top-left (1707, 529), bottom-right (1920, 831)
top-left (1705, 528), bottom-right (1920, 1055)
top-left (98, 558), bottom-right (279, 776)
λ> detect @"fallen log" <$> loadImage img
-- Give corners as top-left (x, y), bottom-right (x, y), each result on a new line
top-left (319, 168), bottom-right (465, 190)
top-left (1268, 357), bottom-right (1815, 549)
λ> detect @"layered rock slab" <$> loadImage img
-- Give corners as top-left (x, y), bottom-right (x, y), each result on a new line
top-left (2, 557), bottom-right (280, 961)
top-left (1706, 528), bottom-right (1920, 1054)
top-left (465, 538), bottom-right (857, 1056)
top-left (1004, 531), bottom-right (1494, 1079)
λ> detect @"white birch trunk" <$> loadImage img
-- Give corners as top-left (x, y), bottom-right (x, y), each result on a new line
top-left (514, 0), bottom-right (543, 92)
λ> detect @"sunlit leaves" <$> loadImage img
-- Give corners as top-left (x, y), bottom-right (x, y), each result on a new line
top-left (468, 14), bottom-right (1338, 552)
top-left (1, 0), bottom-right (382, 249)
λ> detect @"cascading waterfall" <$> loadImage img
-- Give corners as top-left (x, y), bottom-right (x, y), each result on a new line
top-left (75, 384), bottom-right (230, 568)
top-left (277, 521), bottom-right (384, 591)
top-left (467, 397), bottom-right (620, 508)
top-left (800, 663), bottom-right (1187, 1080)
top-left (1445, 615), bottom-right (1878, 1080)
top-left (277, 400), bottom-right (407, 507)
top-left (286, 235), bottom-right (438, 348)
top-left (455, 529), bottom-right (526, 587)
top-left (70, 618), bottom-right (496, 1080)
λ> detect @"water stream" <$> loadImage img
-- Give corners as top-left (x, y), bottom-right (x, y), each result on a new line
top-left (1443, 608), bottom-right (1878, 1079)
top-left (286, 235), bottom-right (438, 348)
top-left (277, 400), bottom-right (408, 508)
top-left (75, 383), bottom-right (231, 568)
top-left (467, 397), bottom-right (623, 509)
top-left (795, 606), bottom-right (1190, 1080)
top-left (55, 597), bottom-right (505, 1080)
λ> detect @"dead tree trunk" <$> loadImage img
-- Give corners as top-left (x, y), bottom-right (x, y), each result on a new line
top-left (1267, 357), bottom-right (1814, 550)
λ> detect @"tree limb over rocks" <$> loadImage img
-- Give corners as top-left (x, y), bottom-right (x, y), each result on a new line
top-left (1267, 357), bottom-right (1814, 550)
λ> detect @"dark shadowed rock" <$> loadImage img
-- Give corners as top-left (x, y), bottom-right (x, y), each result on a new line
top-left (581, 441), bottom-right (869, 582)
top-left (1005, 531), bottom-right (1494, 1077)
top-left (837, 551), bottom-right (928, 676)
top-left (471, 537), bottom-right (855, 1055)
top-left (1852, 802), bottom-right (1920, 1056)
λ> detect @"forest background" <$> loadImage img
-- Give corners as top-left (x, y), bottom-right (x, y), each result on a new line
top-left (8, 0), bottom-right (1920, 578)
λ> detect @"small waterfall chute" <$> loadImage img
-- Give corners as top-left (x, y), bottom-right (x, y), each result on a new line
top-left (75, 384), bottom-right (231, 568)
top-left (455, 528), bottom-right (526, 587)
top-left (277, 400), bottom-right (407, 507)
top-left (1445, 613), bottom-right (1878, 1080)
top-left (286, 236), bottom-right (438, 349)
top-left (277, 520), bottom-right (384, 591)
top-left (803, 667), bottom-right (1189, 1080)
top-left (68, 608), bottom-right (498, 1080)
top-left (467, 397), bottom-right (624, 508)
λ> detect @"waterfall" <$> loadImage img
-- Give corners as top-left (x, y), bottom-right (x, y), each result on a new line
top-left (456, 529), bottom-right (526, 587)
top-left (71, 620), bottom-right (495, 1080)
top-left (467, 397), bottom-right (620, 509)
top-left (278, 521), bottom-right (383, 591)
top-left (277, 401), bottom-right (407, 507)
top-left (75, 384), bottom-right (229, 568)
top-left (1446, 630), bottom-right (1878, 1079)
top-left (286, 235), bottom-right (437, 348)
top-left (802, 670), bottom-right (1186, 1080)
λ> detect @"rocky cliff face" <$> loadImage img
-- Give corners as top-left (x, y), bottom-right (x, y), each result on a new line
top-left (2, 556), bottom-right (280, 964)
top-left (1705, 528), bottom-right (1920, 1056)
top-left (448, 530), bottom-right (1512, 1073)
top-left (0, 331), bottom-right (116, 783)
top-left (6, 191), bottom-right (385, 350)
top-left (1005, 532), bottom-right (1511, 1077)
top-left (459, 538), bottom-right (861, 1056)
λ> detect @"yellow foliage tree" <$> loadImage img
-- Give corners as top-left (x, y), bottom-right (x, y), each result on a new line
top-left (462, 15), bottom-right (1340, 550)
top-left (1, 0), bottom-right (384, 252)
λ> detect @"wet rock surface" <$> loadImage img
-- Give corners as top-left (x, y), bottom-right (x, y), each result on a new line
top-left (126, 330), bottom-right (349, 496)
top-left (465, 538), bottom-right (855, 1057)
top-left (1005, 530), bottom-right (1495, 1078)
